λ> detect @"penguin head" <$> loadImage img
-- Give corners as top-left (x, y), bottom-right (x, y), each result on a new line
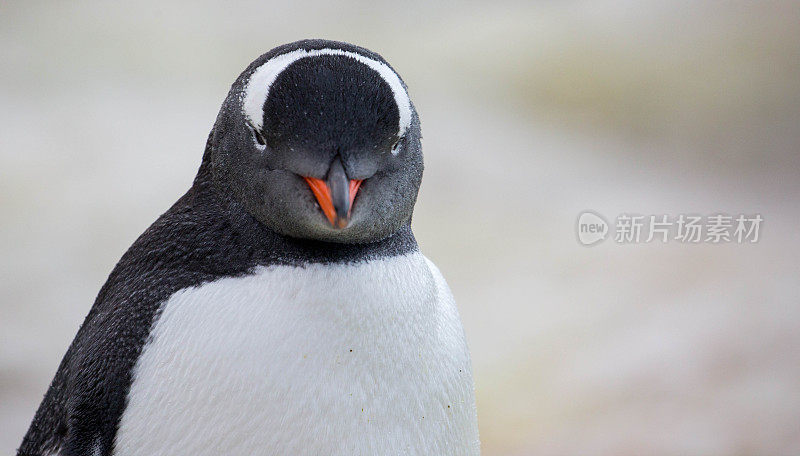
top-left (209, 40), bottom-right (423, 244)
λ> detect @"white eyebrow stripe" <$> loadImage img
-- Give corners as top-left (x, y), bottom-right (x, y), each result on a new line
top-left (242, 48), bottom-right (412, 137)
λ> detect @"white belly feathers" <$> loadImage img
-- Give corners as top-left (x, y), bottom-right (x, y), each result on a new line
top-left (113, 252), bottom-right (479, 455)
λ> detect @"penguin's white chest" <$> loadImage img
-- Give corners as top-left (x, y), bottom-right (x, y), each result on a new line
top-left (113, 252), bottom-right (479, 456)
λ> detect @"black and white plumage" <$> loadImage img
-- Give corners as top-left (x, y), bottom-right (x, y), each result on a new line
top-left (19, 39), bottom-right (479, 456)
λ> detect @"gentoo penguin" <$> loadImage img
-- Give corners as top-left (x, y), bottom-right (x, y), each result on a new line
top-left (18, 39), bottom-right (480, 456)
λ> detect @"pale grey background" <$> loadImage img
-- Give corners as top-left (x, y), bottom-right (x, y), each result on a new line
top-left (2, 1), bottom-right (799, 454)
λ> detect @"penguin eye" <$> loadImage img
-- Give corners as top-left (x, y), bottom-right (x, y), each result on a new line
top-left (248, 124), bottom-right (267, 149)
top-left (390, 138), bottom-right (403, 156)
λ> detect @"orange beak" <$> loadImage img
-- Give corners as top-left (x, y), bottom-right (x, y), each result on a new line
top-left (303, 177), bottom-right (362, 229)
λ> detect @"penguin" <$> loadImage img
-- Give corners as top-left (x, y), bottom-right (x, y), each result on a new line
top-left (18, 39), bottom-right (480, 456)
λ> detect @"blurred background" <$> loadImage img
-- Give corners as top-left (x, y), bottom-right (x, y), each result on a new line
top-left (2, 1), bottom-right (799, 454)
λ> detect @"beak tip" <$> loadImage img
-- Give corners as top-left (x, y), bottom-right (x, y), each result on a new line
top-left (334, 218), bottom-right (349, 229)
